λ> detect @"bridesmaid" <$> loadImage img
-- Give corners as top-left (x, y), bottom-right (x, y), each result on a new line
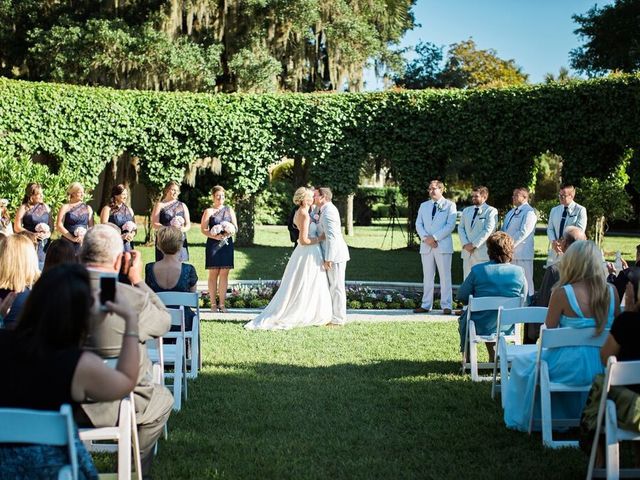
top-left (200, 186), bottom-right (237, 313)
top-left (100, 184), bottom-right (136, 252)
top-left (151, 180), bottom-right (190, 261)
top-left (14, 183), bottom-right (51, 269)
top-left (56, 182), bottom-right (94, 255)
top-left (0, 199), bottom-right (13, 236)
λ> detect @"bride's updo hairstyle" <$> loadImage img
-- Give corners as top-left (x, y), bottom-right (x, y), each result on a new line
top-left (293, 187), bottom-right (311, 206)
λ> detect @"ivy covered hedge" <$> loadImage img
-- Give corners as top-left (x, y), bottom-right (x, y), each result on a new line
top-left (0, 75), bottom-right (638, 244)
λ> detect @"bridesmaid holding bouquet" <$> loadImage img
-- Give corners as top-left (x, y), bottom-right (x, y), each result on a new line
top-left (151, 180), bottom-right (191, 261)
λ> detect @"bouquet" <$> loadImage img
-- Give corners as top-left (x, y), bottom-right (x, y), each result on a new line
top-left (220, 221), bottom-right (236, 235)
top-left (210, 221), bottom-right (236, 254)
top-left (35, 223), bottom-right (51, 239)
top-left (74, 226), bottom-right (87, 240)
top-left (121, 220), bottom-right (137, 234)
top-left (170, 216), bottom-right (185, 228)
top-left (209, 224), bottom-right (224, 235)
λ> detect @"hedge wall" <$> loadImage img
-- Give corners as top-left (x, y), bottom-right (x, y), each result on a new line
top-left (0, 75), bottom-right (638, 244)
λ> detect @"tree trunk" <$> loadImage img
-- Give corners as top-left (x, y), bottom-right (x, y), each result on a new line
top-left (234, 194), bottom-right (255, 246)
top-left (345, 193), bottom-right (354, 236)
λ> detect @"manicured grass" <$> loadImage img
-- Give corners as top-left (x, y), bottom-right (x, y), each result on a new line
top-left (149, 320), bottom-right (588, 479)
top-left (132, 224), bottom-right (640, 286)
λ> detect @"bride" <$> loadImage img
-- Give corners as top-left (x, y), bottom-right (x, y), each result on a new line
top-left (244, 187), bottom-right (332, 330)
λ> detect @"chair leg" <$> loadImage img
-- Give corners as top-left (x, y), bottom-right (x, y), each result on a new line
top-left (130, 396), bottom-right (143, 480)
top-left (118, 399), bottom-right (132, 480)
top-left (605, 400), bottom-right (620, 480)
top-left (540, 364), bottom-right (553, 448)
top-left (470, 341), bottom-right (479, 382)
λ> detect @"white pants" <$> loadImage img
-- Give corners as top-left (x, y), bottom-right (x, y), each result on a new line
top-left (513, 259), bottom-right (534, 299)
top-left (420, 252), bottom-right (453, 310)
top-left (327, 261), bottom-right (347, 324)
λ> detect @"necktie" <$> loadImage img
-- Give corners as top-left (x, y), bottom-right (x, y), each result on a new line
top-left (431, 202), bottom-right (437, 220)
top-left (504, 208), bottom-right (519, 230)
top-left (558, 206), bottom-right (569, 238)
top-left (471, 207), bottom-right (479, 227)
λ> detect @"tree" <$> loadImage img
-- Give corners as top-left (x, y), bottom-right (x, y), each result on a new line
top-left (570, 0), bottom-right (640, 76)
top-left (396, 38), bottom-right (528, 89)
top-left (543, 67), bottom-right (578, 84)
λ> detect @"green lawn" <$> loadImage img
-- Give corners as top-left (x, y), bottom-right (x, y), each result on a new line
top-left (132, 223), bottom-right (640, 286)
top-left (148, 320), bottom-right (589, 479)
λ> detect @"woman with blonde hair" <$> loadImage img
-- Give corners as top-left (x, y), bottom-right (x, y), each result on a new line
top-left (245, 187), bottom-right (330, 330)
top-left (503, 240), bottom-right (619, 431)
top-left (56, 182), bottom-right (94, 255)
top-left (200, 186), bottom-right (237, 312)
top-left (14, 183), bottom-right (52, 269)
top-left (151, 180), bottom-right (190, 261)
top-left (0, 234), bottom-right (40, 329)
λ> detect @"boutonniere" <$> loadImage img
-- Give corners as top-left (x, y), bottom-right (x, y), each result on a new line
top-left (312, 213), bottom-right (320, 222)
top-left (437, 202), bottom-right (446, 212)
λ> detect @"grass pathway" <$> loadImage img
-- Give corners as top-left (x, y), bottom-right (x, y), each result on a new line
top-left (151, 320), bottom-right (586, 479)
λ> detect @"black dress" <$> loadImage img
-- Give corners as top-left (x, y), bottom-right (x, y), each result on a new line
top-left (145, 263), bottom-right (198, 330)
top-left (22, 203), bottom-right (50, 265)
top-left (155, 201), bottom-right (189, 261)
top-left (205, 206), bottom-right (234, 269)
top-left (62, 203), bottom-right (90, 255)
top-left (108, 203), bottom-right (135, 252)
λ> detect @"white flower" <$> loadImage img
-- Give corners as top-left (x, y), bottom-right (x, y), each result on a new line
top-left (35, 223), bottom-right (50, 234)
top-left (385, 294), bottom-right (393, 303)
top-left (220, 221), bottom-right (236, 234)
top-left (210, 224), bottom-right (223, 235)
top-left (170, 216), bottom-right (185, 228)
top-left (74, 226), bottom-right (87, 238)
top-left (121, 221), bottom-right (137, 233)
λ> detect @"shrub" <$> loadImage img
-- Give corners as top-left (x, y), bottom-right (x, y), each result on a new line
top-left (348, 300), bottom-right (361, 309)
top-left (362, 302), bottom-right (374, 309)
top-left (234, 299), bottom-right (246, 308)
top-left (249, 298), bottom-right (263, 308)
top-left (375, 301), bottom-right (387, 310)
top-left (388, 302), bottom-right (401, 309)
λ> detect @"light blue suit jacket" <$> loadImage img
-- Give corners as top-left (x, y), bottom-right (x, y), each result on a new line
top-left (501, 203), bottom-right (537, 261)
top-left (547, 201), bottom-right (587, 242)
top-left (416, 198), bottom-right (457, 254)
top-left (458, 203), bottom-right (498, 261)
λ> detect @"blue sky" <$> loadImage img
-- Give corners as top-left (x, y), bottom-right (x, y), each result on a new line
top-left (364, 0), bottom-right (614, 89)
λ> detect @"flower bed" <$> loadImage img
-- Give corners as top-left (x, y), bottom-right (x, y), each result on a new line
top-left (199, 282), bottom-right (461, 310)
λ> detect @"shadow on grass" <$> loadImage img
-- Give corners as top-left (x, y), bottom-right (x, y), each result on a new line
top-left (155, 359), bottom-right (586, 480)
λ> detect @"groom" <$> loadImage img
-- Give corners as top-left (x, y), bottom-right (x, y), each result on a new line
top-left (314, 187), bottom-right (350, 326)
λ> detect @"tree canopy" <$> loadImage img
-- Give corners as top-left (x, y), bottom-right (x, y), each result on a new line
top-left (570, 0), bottom-right (640, 76)
top-left (0, 0), bottom-right (417, 93)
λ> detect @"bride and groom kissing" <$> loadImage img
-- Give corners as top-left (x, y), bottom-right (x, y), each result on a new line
top-left (244, 186), bottom-right (350, 330)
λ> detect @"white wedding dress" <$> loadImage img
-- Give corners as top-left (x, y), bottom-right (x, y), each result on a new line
top-left (244, 221), bottom-right (332, 330)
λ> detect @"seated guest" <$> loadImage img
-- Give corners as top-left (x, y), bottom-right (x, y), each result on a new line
top-left (0, 234), bottom-right (40, 329)
top-left (0, 263), bottom-right (140, 480)
top-left (504, 240), bottom-right (619, 431)
top-left (77, 225), bottom-right (172, 477)
top-left (145, 226), bottom-right (198, 330)
top-left (457, 231), bottom-right (527, 362)
top-left (525, 226), bottom-right (587, 343)
top-left (606, 243), bottom-right (640, 301)
top-left (42, 238), bottom-right (79, 272)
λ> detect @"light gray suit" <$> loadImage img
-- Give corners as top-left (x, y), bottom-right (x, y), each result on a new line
top-left (458, 202), bottom-right (498, 279)
top-left (415, 197), bottom-right (457, 310)
top-left (501, 202), bottom-right (537, 297)
top-left (546, 201), bottom-right (587, 263)
top-left (317, 202), bottom-right (350, 324)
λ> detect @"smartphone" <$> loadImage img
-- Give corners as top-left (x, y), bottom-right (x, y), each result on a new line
top-left (99, 275), bottom-right (117, 311)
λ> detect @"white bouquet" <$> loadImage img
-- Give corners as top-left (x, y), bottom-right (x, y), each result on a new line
top-left (35, 223), bottom-right (51, 238)
top-left (209, 224), bottom-right (224, 235)
top-left (121, 220), bottom-right (137, 233)
top-left (74, 226), bottom-right (87, 239)
top-left (220, 221), bottom-right (236, 235)
top-left (170, 216), bottom-right (185, 228)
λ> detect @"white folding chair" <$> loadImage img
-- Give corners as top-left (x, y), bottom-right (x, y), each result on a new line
top-left (156, 291), bottom-right (201, 379)
top-left (0, 404), bottom-right (78, 480)
top-left (79, 391), bottom-right (142, 480)
top-left (528, 326), bottom-right (609, 448)
top-left (462, 295), bottom-right (525, 382)
top-left (492, 306), bottom-right (548, 405)
top-left (587, 357), bottom-right (640, 480)
top-left (148, 307), bottom-right (187, 411)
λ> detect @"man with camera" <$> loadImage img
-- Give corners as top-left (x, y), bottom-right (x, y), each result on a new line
top-left (78, 224), bottom-right (172, 477)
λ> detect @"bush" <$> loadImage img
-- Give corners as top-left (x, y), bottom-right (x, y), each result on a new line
top-left (234, 299), bottom-right (246, 308)
top-left (348, 300), bottom-right (362, 309)
top-left (254, 180), bottom-right (295, 225)
top-left (362, 302), bottom-right (374, 309)
top-left (354, 186), bottom-right (408, 225)
top-left (388, 302), bottom-right (401, 309)
top-left (249, 298), bottom-right (263, 308)
top-left (374, 301), bottom-right (387, 310)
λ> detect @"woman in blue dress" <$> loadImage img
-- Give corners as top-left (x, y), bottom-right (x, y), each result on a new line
top-left (200, 185), bottom-right (237, 313)
top-left (151, 181), bottom-right (191, 261)
top-left (55, 182), bottom-right (94, 256)
top-left (100, 184), bottom-right (136, 252)
top-left (503, 240), bottom-right (619, 431)
top-left (14, 183), bottom-right (51, 269)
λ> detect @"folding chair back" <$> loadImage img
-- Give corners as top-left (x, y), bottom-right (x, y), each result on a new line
top-left (156, 291), bottom-right (201, 379)
top-left (492, 306), bottom-right (547, 404)
top-left (530, 326), bottom-right (608, 448)
top-left (160, 307), bottom-right (187, 411)
top-left (462, 294), bottom-right (525, 382)
top-left (587, 357), bottom-right (640, 480)
top-left (0, 404), bottom-right (78, 480)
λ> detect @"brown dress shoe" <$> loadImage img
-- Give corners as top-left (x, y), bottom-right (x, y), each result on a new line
top-left (413, 307), bottom-right (430, 313)
top-left (442, 308), bottom-right (452, 315)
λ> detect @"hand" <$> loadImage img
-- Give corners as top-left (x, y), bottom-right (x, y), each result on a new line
top-left (425, 236), bottom-right (438, 248)
top-left (552, 240), bottom-right (563, 254)
top-left (463, 243), bottom-right (475, 253)
top-left (621, 258), bottom-right (629, 269)
top-left (318, 233), bottom-right (326, 241)
top-left (104, 295), bottom-right (139, 328)
top-left (323, 260), bottom-right (333, 271)
top-left (74, 236), bottom-right (83, 244)
top-left (125, 251), bottom-right (143, 285)
top-left (606, 262), bottom-right (617, 275)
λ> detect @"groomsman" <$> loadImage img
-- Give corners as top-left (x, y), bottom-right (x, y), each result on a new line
top-left (458, 186), bottom-right (498, 280)
top-left (546, 184), bottom-right (587, 264)
top-left (501, 187), bottom-right (537, 299)
top-left (414, 180), bottom-right (457, 314)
